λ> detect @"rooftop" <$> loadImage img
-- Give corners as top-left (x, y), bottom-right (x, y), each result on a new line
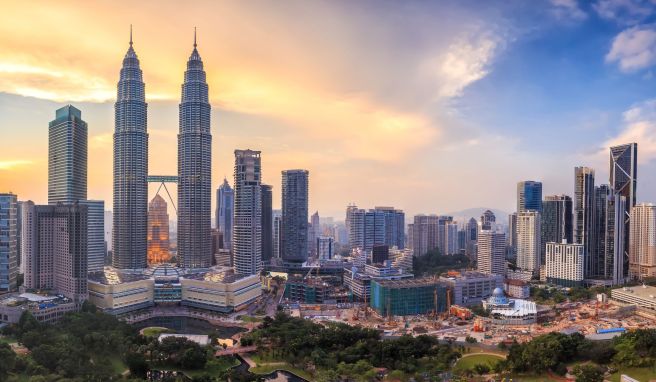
top-left (612, 284), bottom-right (656, 299)
top-left (373, 277), bottom-right (444, 288)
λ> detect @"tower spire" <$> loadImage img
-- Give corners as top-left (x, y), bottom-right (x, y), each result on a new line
top-left (193, 27), bottom-right (197, 48)
top-left (130, 24), bottom-right (133, 46)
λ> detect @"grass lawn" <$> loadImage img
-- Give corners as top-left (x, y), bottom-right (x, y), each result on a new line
top-left (107, 355), bottom-right (128, 375)
top-left (141, 326), bottom-right (173, 337)
top-left (454, 354), bottom-right (504, 371)
top-left (0, 335), bottom-right (18, 344)
top-left (238, 315), bottom-right (263, 323)
top-left (503, 374), bottom-right (561, 382)
top-left (609, 366), bottom-right (656, 382)
top-left (250, 363), bottom-right (313, 380)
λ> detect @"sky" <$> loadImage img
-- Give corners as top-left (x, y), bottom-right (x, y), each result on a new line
top-left (1, 0), bottom-right (656, 221)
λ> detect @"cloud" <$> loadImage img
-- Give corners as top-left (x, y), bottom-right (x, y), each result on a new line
top-left (0, 160), bottom-right (32, 170)
top-left (593, 0), bottom-right (655, 25)
top-left (604, 99), bottom-right (656, 163)
top-left (606, 25), bottom-right (656, 71)
top-left (429, 32), bottom-right (501, 98)
top-left (550, 0), bottom-right (588, 22)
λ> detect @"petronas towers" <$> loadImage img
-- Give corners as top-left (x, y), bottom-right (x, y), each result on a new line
top-left (112, 28), bottom-right (212, 270)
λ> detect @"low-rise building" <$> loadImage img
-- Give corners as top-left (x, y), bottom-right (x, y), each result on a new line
top-left (88, 264), bottom-right (261, 316)
top-left (343, 261), bottom-right (413, 301)
top-left (369, 278), bottom-right (448, 317)
top-left (439, 271), bottom-right (503, 306)
top-left (0, 293), bottom-right (78, 324)
top-left (504, 279), bottom-right (530, 299)
top-left (611, 284), bottom-right (656, 312)
top-left (483, 287), bottom-right (537, 325)
top-left (283, 275), bottom-right (348, 304)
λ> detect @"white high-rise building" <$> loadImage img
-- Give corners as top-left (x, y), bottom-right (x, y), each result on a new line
top-left (629, 203), bottom-right (656, 280)
top-left (517, 211), bottom-right (541, 275)
top-left (233, 149), bottom-right (262, 275)
top-left (545, 241), bottom-right (584, 287)
top-left (477, 223), bottom-right (506, 276)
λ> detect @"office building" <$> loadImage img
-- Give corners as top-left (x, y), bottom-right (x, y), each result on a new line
top-left (22, 203), bottom-right (88, 303)
top-left (575, 166), bottom-right (596, 277)
top-left (48, 105), bottom-right (87, 204)
top-left (477, 224), bottom-right (506, 276)
top-left (594, 184), bottom-right (625, 282)
top-left (480, 210), bottom-right (496, 230)
top-left (0, 194), bottom-right (18, 293)
top-left (465, 217), bottom-right (478, 258)
top-left (517, 181), bottom-right (542, 212)
top-left (541, 195), bottom-right (573, 261)
top-left (309, 211), bottom-right (321, 257)
top-left (80, 200), bottom-right (105, 272)
top-left (233, 150), bottom-right (262, 275)
top-left (16, 202), bottom-right (23, 274)
top-left (281, 170), bottom-right (309, 265)
top-left (516, 211), bottom-right (541, 274)
top-left (178, 32), bottom-right (212, 268)
top-left (347, 205), bottom-right (405, 253)
top-left (104, 210), bottom-right (112, 253)
top-left (147, 195), bottom-right (170, 265)
top-left (261, 184), bottom-right (273, 263)
top-left (610, 143), bottom-right (638, 278)
top-left (442, 221), bottom-right (459, 255)
top-left (113, 32), bottom-right (148, 269)
top-left (346, 205), bottom-right (365, 250)
top-left (439, 271), bottom-right (503, 306)
top-left (507, 212), bottom-right (517, 259)
top-left (317, 236), bottom-right (334, 261)
top-left (411, 215), bottom-right (440, 257)
top-left (364, 209), bottom-right (386, 253)
top-left (216, 178), bottom-right (234, 250)
top-left (272, 210), bottom-right (282, 259)
top-left (369, 278), bottom-right (448, 317)
top-left (375, 207), bottom-right (405, 249)
top-left (545, 241), bottom-right (584, 287)
top-left (629, 203), bottom-right (656, 280)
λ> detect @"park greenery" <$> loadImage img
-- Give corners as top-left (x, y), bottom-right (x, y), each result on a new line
top-left (241, 312), bottom-right (462, 381)
top-left (412, 249), bottom-right (470, 276)
top-left (0, 302), bottom-right (235, 381)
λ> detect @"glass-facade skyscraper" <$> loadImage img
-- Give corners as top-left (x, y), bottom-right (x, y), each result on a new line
top-left (48, 105), bottom-right (87, 205)
top-left (281, 170), bottom-right (309, 264)
top-left (261, 184), bottom-right (273, 263)
top-left (216, 178), bottom-right (234, 250)
top-left (113, 33), bottom-right (149, 269)
top-left (0, 193), bottom-right (18, 293)
top-left (610, 143), bottom-right (637, 280)
top-left (178, 32), bottom-right (212, 268)
top-left (233, 150), bottom-right (262, 275)
top-left (541, 194), bottom-right (573, 262)
top-left (517, 181), bottom-right (542, 212)
top-left (574, 166), bottom-right (596, 277)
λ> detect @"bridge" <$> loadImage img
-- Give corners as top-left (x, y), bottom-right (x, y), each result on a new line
top-left (215, 345), bottom-right (258, 357)
top-left (147, 175), bottom-right (178, 213)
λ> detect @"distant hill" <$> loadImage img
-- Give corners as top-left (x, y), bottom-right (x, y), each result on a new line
top-left (445, 207), bottom-right (510, 225)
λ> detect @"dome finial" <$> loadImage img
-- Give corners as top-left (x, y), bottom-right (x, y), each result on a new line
top-left (193, 26), bottom-right (197, 48)
top-left (130, 24), bottom-right (133, 46)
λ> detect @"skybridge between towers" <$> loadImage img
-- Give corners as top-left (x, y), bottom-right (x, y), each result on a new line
top-left (147, 175), bottom-right (178, 214)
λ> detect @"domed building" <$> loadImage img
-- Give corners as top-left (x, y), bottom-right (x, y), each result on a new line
top-left (483, 287), bottom-right (536, 325)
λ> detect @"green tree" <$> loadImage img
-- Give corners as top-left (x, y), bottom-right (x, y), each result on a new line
top-left (125, 351), bottom-right (149, 378)
top-left (572, 364), bottom-right (604, 382)
top-left (0, 343), bottom-right (16, 378)
top-left (473, 363), bottom-right (490, 375)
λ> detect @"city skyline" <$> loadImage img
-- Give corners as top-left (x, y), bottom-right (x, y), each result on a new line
top-left (3, 1), bottom-right (656, 220)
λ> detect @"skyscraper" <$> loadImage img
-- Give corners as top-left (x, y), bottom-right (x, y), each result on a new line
top-left (574, 167), bottom-right (596, 277)
top-left (309, 211), bottom-right (320, 257)
top-left (516, 210), bottom-right (541, 275)
top-left (233, 149), bottom-right (262, 275)
top-left (480, 210), bottom-right (496, 230)
top-left (507, 213), bottom-right (517, 259)
top-left (375, 207), bottom-right (405, 249)
top-left (517, 181), bottom-right (543, 212)
top-left (477, 224), bottom-right (506, 276)
top-left (593, 184), bottom-right (624, 281)
top-left (629, 203), bottom-right (656, 280)
top-left (411, 215), bottom-right (440, 256)
top-left (147, 194), bottom-right (170, 265)
top-left (364, 209), bottom-right (386, 253)
top-left (48, 105), bottom-right (87, 205)
top-left (272, 209), bottom-right (282, 260)
top-left (22, 202), bottom-right (88, 303)
top-left (216, 178), bottom-right (234, 250)
top-left (346, 205), bottom-right (365, 250)
top-left (261, 184), bottom-right (273, 263)
top-left (541, 195), bottom-right (573, 262)
top-left (178, 30), bottom-right (212, 269)
top-left (465, 217), bottom-right (478, 258)
top-left (281, 170), bottom-right (309, 265)
top-left (610, 143), bottom-right (637, 279)
top-left (113, 30), bottom-right (148, 270)
top-left (80, 200), bottom-right (105, 272)
top-left (0, 194), bottom-right (18, 293)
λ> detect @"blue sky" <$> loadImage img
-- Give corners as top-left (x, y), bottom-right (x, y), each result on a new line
top-left (0, 0), bottom-right (655, 220)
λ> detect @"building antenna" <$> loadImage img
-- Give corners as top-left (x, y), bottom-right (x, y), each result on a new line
top-left (130, 24), bottom-right (133, 46)
top-left (194, 26), bottom-right (197, 48)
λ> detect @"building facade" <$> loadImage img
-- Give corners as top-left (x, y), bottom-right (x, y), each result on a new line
top-left (80, 200), bottom-right (105, 272)
top-left (48, 105), bottom-right (87, 205)
top-left (261, 184), bottom-right (273, 263)
top-left (629, 203), bottom-right (656, 279)
top-left (477, 225), bottom-right (506, 276)
top-left (541, 194), bottom-right (573, 254)
top-left (0, 194), bottom-right (18, 293)
top-left (610, 143), bottom-right (638, 280)
top-left (516, 211), bottom-right (541, 275)
top-left (575, 166), bottom-right (596, 277)
top-left (113, 34), bottom-right (148, 270)
top-left (545, 241), bottom-right (584, 287)
top-left (216, 178), bottom-right (234, 251)
top-left (233, 150), bottom-right (262, 275)
top-left (370, 278), bottom-right (448, 317)
top-left (281, 170), bottom-right (309, 265)
top-left (147, 195), bottom-right (170, 265)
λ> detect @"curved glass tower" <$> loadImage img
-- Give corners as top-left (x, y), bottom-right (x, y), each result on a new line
top-left (178, 30), bottom-right (212, 268)
top-left (112, 31), bottom-right (149, 269)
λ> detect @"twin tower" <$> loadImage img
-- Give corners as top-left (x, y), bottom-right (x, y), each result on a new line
top-left (113, 29), bottom-right (212, 270)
